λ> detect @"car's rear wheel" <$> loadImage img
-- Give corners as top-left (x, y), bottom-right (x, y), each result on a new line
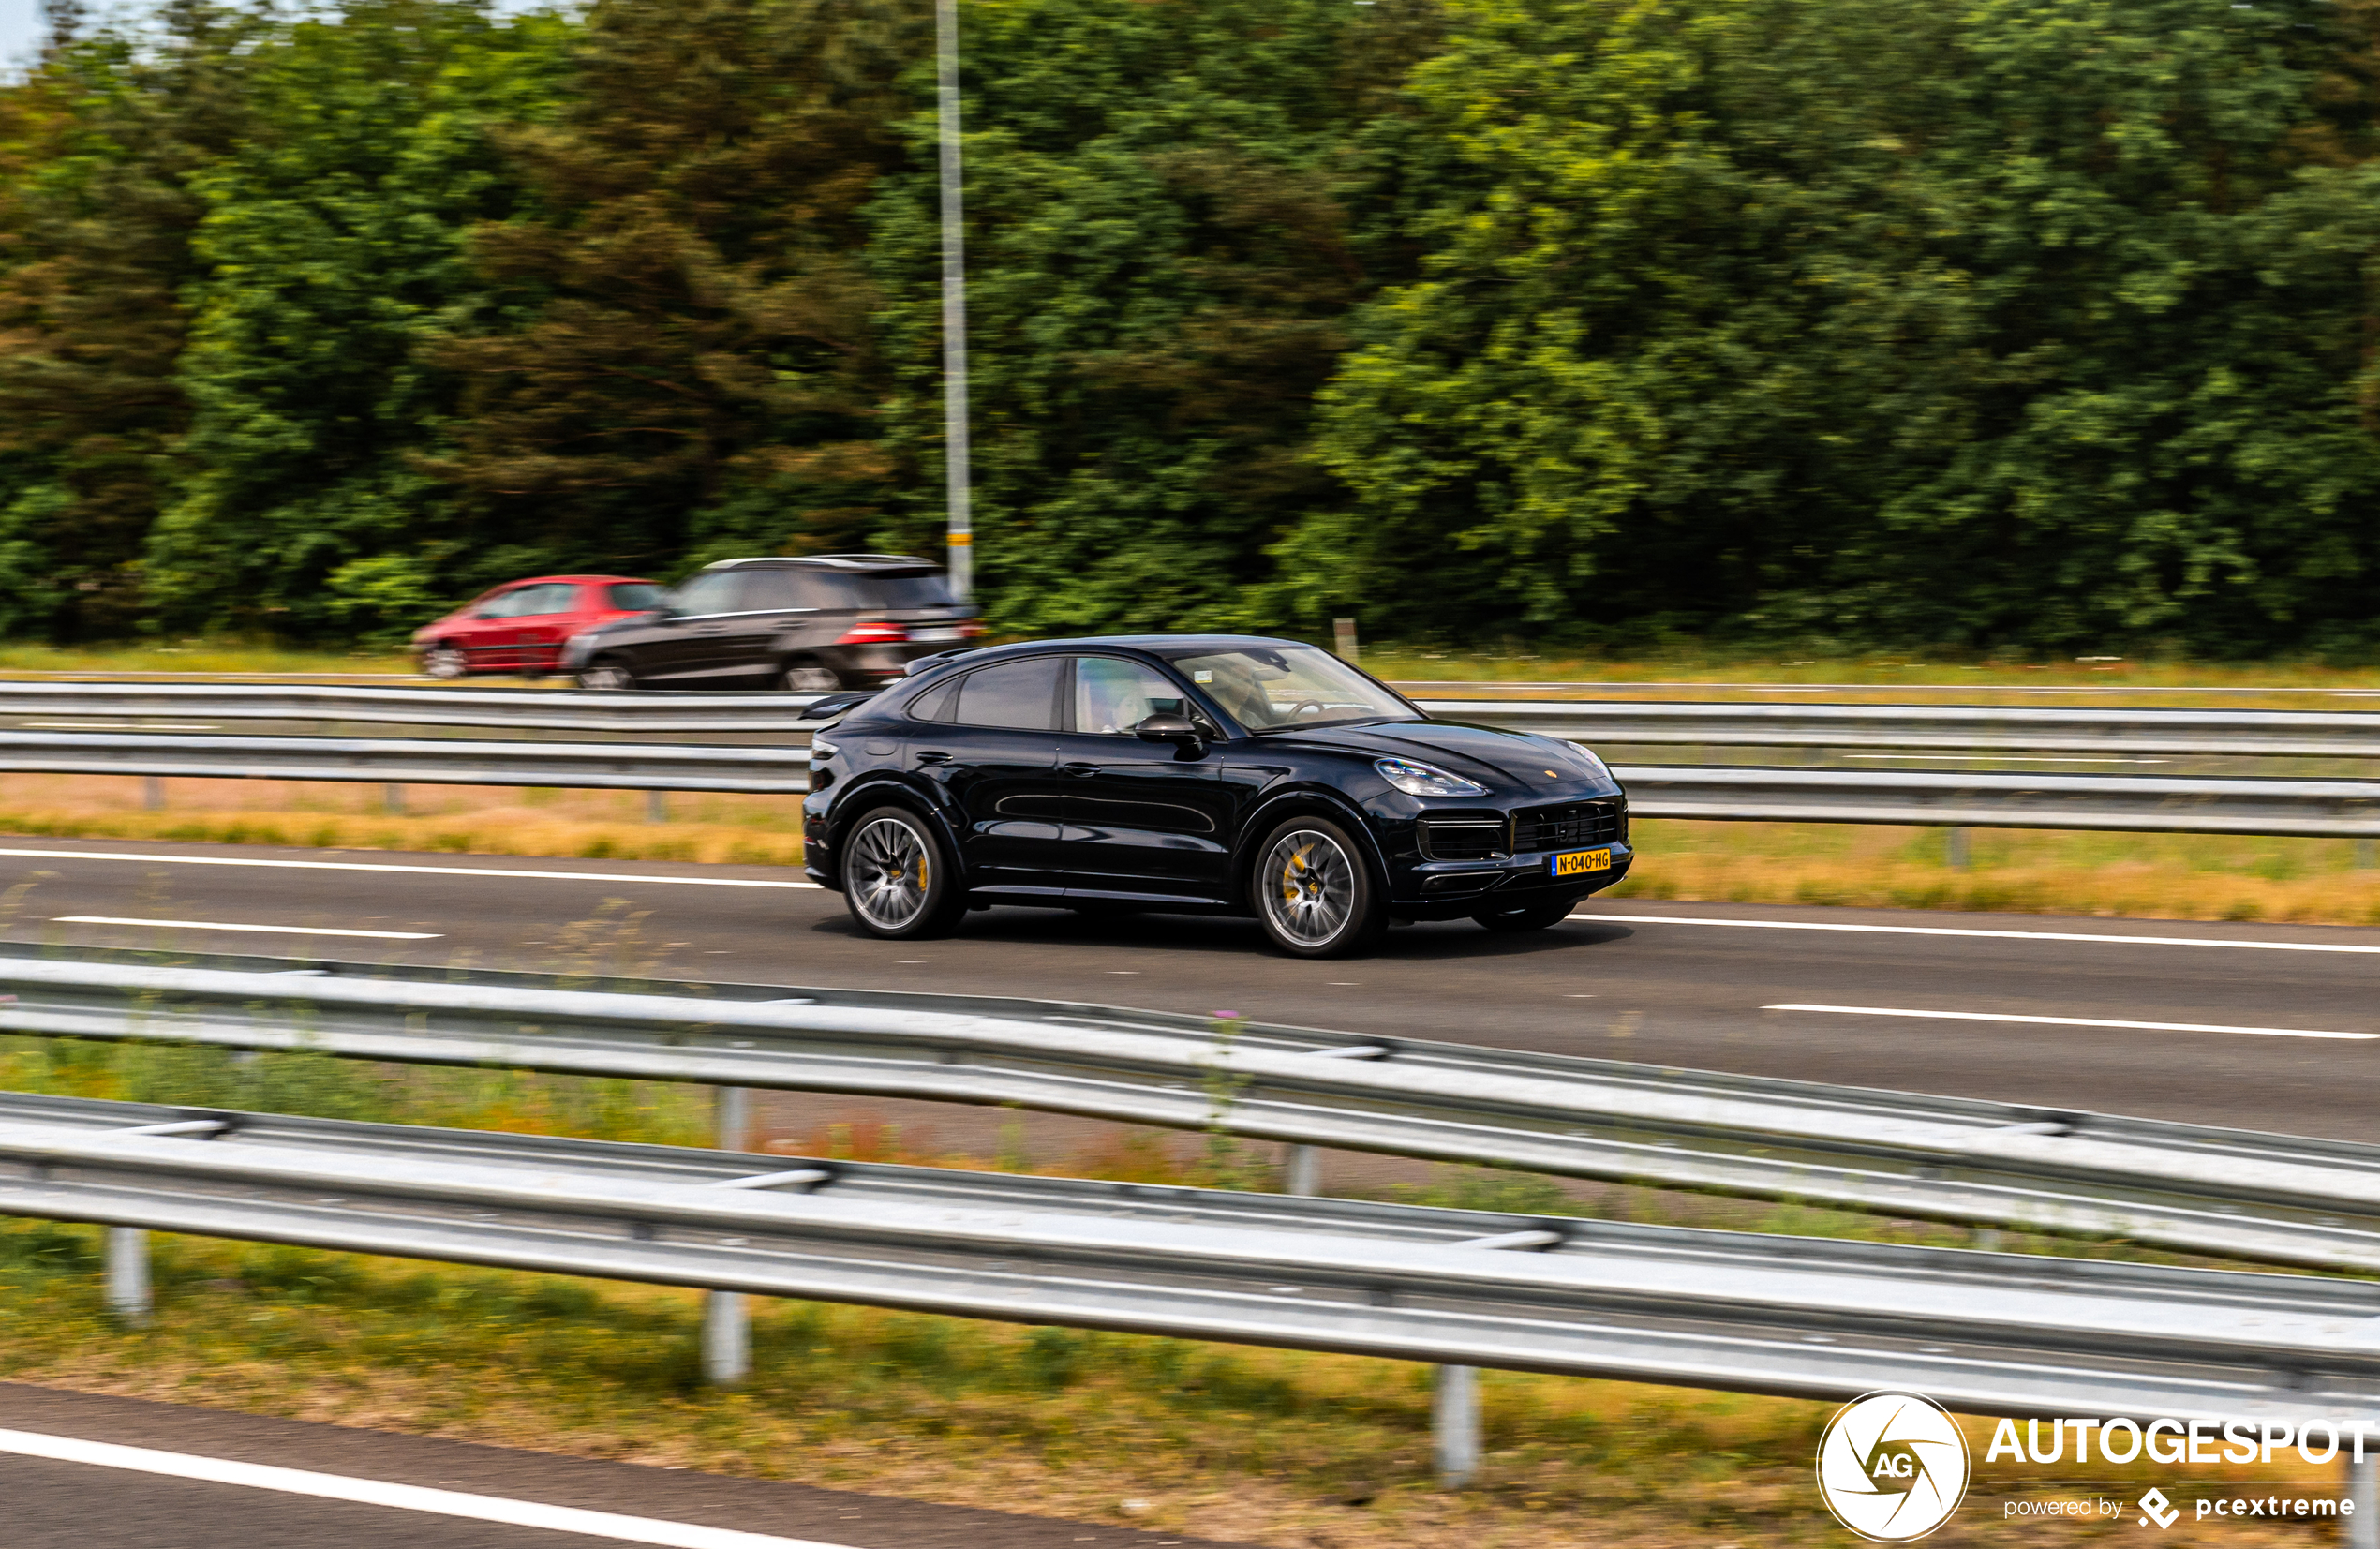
top-left (1251, 816), bottom-right (1388, 959)
top-left (576, 658), bottom-right (635, 692)
top-left (422, 643), bottom-right (468, 680)
top-left (781, 660), bottom-right (840, 693)
top-left (840, 806), bottom-right (967, 939)
top-left (1472, 901), bottom-right (1575, 933)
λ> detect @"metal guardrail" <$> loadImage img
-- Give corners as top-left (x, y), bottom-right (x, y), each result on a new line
top-left (12, 679), bottom-right (2380, 758)
top-left (0, 682), bottom-right (821, 736)
top-left (7, 728), bottom-right (2380, 835)
top-left (1620, 765), bottom-right (2380, 836)
top-left (7, 945), bottom-right (2380, 1273)
top-left (6, 682), bottom-right (2380, 836)
top-left (0, 730), bottom-right (811, 793)
top-left (1426, 698), bottom-right (2380, 759)
top-left (7, 1088), bottom-right (2379, 1427)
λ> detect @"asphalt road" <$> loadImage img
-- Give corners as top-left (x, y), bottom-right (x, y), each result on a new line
top-left (0, 834), bottom-right (2372, 1140)
top-left (0, 1383), bottom-right (1241, 1549)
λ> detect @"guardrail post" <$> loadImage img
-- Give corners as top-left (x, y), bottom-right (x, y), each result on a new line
top-left (382, 783), bottom-right (406, 816)
top-left (703, 1085), bottom-right (755, 1385)
top-left (141, 776), bottom-right (164, 812)
top-left (1284, 1144), bottom-right (1320, 1197)
top-left (1945, 827), bottom-right (1971, 870)
top-left (647, 790), bottom-right (670, 824)
top-left (2349, 1451), bottom-right (2377, 1549)
top-left (703, 1290), bottom-right (750, 1386)
top-left (105, 1226), bottom-right (150, 1325)
top-left (1434, 1362), bottom-right (1479, 1488)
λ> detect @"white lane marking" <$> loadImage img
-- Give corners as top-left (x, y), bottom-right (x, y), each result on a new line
top-left (0, 847), bottom-right (820, 888)
top-left (18, 722), bottom-right (220, 730)
top-left (0, 1426), bottom-right (860, 1549)
top-left (1569, 911), bottom-right (2380, 955)
top-left (1840, 753), bottom-right (2168, 765)
top-left (52, 916), bottom-right (442, 940)
top-left (1765, 1003), bottom-right (2378, 1041)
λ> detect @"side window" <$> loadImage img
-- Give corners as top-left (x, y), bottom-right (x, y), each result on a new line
top-left (513, 583), bottom-right (578, 617)
top-left (474, 588), bottom-right (528, 619)
top-left (951, 657), bottom-right (1063, 730)
top-left (907, 678), bottom-right (959, 722)
top-left (1070, 657), bottom-right (1189, 736)
top-left (670, 571), bottom-right (744, 616)
top-left (606, 582), bottom-right (665, 611)
top-left (737, 568), bottom-right (813, 614)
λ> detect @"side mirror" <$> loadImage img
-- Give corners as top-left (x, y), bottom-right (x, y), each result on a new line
top-left (1136, 713), bottom-right (1205, 751)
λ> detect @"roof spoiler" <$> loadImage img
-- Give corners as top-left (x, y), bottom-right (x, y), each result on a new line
top-left (799, 691), bottom-right (881, 721)
top-left (901, 647), bottom-right (984, 677)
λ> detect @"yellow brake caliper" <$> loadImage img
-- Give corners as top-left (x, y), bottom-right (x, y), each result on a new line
top-left (1279, 843), bottom-right (1312, 903)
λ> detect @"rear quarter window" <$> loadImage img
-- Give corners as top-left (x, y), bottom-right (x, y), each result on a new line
top-left (606, 583), bottom-right (664, 611)
top-left (816, 571), bottom-right (954, 610)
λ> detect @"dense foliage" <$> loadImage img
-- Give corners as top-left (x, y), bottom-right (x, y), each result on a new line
top-left (7, 0), bottom-right (2380, 654)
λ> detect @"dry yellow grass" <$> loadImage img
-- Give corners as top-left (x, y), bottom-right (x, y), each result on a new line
top-left (1611, 820), bottom-right (2380, 926)
top-left (0, 773), bottom-right (805, 866)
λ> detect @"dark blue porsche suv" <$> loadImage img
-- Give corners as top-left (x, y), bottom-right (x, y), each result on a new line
top-left (799, 635), bottom-right (1632, 957)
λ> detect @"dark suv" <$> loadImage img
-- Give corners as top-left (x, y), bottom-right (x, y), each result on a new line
top-left (560, 555), bottom-right (979, 691)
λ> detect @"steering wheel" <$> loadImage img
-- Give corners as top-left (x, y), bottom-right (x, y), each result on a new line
top-left (1288, 701), bottom-right (1327, 719)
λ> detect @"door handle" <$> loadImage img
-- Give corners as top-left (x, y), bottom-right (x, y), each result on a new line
top-left (915, 750), bottom-right (951, 766)
top-left (1060, 762), bottom-right (1099, 777)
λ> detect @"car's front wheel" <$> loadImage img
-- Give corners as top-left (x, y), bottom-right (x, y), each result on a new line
top-left (1472, 901), bottom-right (1575, 933)
top-left (840, 806), bottom-right (967, 940)
top-left (1250, 816), bottom-right (1388, 958)
top-left (576, 658), bottom-right (636, 692)
top-left (421, 643), bottom-right (468, 680)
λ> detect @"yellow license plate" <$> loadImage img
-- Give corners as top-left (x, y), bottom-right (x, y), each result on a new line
top-left (1552, 848), bottom-right (1613, 877)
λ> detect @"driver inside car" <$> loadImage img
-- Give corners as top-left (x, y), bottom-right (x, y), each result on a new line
top-left (1076, 657), bottom-right (1191, 735)
top-left (1190, 654), bottom-right (1278, 729)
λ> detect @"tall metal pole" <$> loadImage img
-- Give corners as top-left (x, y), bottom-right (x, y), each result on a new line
top-left (934, 0), bottom-right (974, 603)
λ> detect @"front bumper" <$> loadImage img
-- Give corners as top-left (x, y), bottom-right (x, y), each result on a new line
top-left (1389, 842), bottom-right (1634, 920)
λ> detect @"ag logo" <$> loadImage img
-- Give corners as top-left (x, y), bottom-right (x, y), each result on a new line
top-left (1815, 1392), bottom-right (1971, 1542)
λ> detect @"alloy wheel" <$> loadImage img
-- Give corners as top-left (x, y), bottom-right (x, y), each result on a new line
top-left (849, 816), bottom-right (933, 931)
top-left (578, 661), bottom-right (633, 692)
top-left (1258, 828), bottom-right (1356, 948)
top-left (423, 646), bottom-right (467, 680)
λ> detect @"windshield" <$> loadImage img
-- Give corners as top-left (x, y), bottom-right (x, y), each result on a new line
top-left (1165, 645), bottom-right (1416, 732)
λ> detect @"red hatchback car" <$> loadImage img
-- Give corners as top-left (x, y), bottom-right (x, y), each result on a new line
top-left (412, 575), bottom-right (666, 680)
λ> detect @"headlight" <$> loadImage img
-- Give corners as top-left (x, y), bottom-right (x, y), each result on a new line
top-left (809, 738), bottom-right (840, 762)
top-left (1567, 743), bottom-right (1613, 782)
top-left (1375, 756), bottom-right (1487, 797)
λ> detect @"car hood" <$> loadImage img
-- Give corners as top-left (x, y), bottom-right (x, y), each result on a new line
top-left (1256, 718), bottom-right (1620, 795)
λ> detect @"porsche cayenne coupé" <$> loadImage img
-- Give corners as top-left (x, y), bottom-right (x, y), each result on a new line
top-left (800, 634), bottom-right (1632, 957)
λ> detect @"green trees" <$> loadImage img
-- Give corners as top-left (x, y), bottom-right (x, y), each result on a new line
top-left (7, 0), bottom-right (2380, 655)
top-left (421, 0), bottom-right (924, 587)
top-left (869, 0), bottom-right (1443, 634)
top-left (1300, 0), bottom-right (2380, 653)
top-left (148, 0), bottom-right (569, 639)
top-left (0, 1), bottom-right (267, 639)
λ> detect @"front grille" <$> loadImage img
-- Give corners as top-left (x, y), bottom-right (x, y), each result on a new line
top-left (1511, 800), bottom-right (1624, 854)
top-left (1419, 816), bottom-right (1508, 861)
